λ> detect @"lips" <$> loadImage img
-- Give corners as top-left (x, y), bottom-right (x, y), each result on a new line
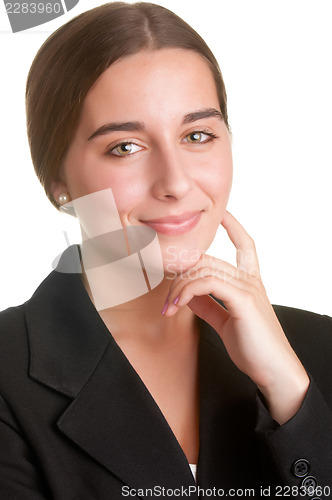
top-left (140, 210), bottom-right (203, 235)
top-left (142, 211), bottom-right (202, 224)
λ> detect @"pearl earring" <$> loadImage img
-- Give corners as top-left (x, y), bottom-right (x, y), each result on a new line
top-left (58, 193), bottom-right (71, 205)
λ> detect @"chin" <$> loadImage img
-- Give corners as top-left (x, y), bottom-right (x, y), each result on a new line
top-left (161, 245), bottom-right (203, 279)
top-left (159, 217), bottom-right (220, 277)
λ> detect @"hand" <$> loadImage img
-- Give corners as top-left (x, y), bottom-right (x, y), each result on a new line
top-left (162, 211), bottom-right (309, 424)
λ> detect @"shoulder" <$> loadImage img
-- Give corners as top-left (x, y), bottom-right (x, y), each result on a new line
top-left (273, 304), bottom-right (332, 403)
top-left (272, 303), bottom-right (332, 345)
top-left (0, 303), bottom-right (29, 363)
top-left (0, 304), bottom-right (31, 403)
top-left (0, 303), bottom-right (27, 345)
top-left (0, 267), bottom-right (70, 381)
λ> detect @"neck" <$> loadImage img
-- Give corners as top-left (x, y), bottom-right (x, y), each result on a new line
top-left (81, 271), bottom-right (198, 342)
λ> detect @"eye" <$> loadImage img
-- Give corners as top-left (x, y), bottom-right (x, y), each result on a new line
top-left (108, 142), bottom-right (143, 157)
top-left (184, 131), bottom-right (218, 144)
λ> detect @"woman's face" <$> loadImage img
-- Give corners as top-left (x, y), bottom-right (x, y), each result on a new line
top-left (54, 48), bottom-right (233, 275)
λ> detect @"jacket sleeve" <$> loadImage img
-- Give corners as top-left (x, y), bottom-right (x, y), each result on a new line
top-left (0, 393), bottom-right (50, 499)
top-left (255, 376), bottom-right (332, 498)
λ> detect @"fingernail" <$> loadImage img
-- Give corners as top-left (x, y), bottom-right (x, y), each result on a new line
top-left (161, 292), bottom-right (170, 315)
top-left (173, 295), bottom-right (179, 305)
top-left (165, 304), bottom-right (177, 315)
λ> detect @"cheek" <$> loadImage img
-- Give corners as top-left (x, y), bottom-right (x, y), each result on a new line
top-left (64, 158), bottom-right (141, 217)
top-left (199, 153), bottom-right (233, 206)
top-left (107, 176), bottom-right (148, 222)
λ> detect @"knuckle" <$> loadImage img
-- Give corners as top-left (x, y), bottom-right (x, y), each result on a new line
top-left (219, 271), bottom-right (234, 282)
top-left (242, 288), bottom-right (256, 304)
top-left (246, 270), bottom-right (261, 283)
top-left (246, 234), bottom-right (256, 249)
top-left (199, 266), bottom-right (212, 277)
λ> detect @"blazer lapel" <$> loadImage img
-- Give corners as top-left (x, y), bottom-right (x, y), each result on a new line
top-left (25, 247), bottom-right (197, 496)
top-left (197, 315), bottom-right (260, 490)
top-left (57, 336), bottom-right (196, 493)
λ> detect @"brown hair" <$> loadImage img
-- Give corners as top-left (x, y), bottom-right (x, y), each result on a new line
top-left (26, 2), bottom-right (229, 209)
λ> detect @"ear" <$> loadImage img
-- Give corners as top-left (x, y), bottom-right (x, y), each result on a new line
top-left (50, 179), bottom-right (70, 205)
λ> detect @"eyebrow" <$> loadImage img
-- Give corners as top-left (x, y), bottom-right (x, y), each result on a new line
top-left (87, 107), bottom-right (223, 140)
top-left (182, 108), bottom-right (223, 124)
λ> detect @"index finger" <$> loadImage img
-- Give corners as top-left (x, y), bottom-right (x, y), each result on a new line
top-left (220, 211), bottom-right (260, 276)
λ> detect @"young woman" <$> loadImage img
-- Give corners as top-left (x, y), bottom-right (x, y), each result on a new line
top-left (0, 2), bottom-right (331, 498)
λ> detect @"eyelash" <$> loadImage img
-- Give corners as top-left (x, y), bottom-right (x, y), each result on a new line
top-left (106, 130), bottom-right (219, 158)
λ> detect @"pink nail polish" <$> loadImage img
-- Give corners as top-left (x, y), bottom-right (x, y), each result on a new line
top-left (161, 302), bottom-right (168, 315)
top-left (161, 292), bottom-right (170, 315)
top-left (173, 295), bottom-right (179, 305)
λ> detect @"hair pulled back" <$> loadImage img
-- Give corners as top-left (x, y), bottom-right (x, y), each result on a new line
top-left (26, 2), bottom-right (229, 208)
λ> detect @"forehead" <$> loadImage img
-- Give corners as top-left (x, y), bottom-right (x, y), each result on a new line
top-left (80, 48), bottom-right (220, 129)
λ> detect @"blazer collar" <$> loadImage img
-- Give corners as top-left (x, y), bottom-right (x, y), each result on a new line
top-left (25, 246), bottom-right (258, 493)
top-left (26, 247), bottom-right (111, 398)
top-left (25, 247), bottom-right (197, 494)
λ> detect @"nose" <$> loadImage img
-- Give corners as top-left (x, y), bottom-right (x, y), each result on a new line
top-left (150, 146), bottom-right (194, 201)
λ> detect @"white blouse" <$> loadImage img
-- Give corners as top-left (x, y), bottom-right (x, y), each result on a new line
top-left (189, 463), bottom-right (197, 481)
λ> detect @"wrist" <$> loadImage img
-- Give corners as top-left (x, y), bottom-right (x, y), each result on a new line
top-left (258, 366), bottom-right (310, 425)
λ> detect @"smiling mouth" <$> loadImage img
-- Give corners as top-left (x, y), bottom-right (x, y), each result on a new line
top-left (140, 211), bottom-right (203, 235)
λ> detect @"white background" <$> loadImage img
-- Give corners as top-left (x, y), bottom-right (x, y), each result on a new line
top-left (0, 0), bottom-right (331, 315)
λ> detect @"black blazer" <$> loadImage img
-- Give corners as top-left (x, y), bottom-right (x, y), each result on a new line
top-left (1, 248), bottom-right (332, 499)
